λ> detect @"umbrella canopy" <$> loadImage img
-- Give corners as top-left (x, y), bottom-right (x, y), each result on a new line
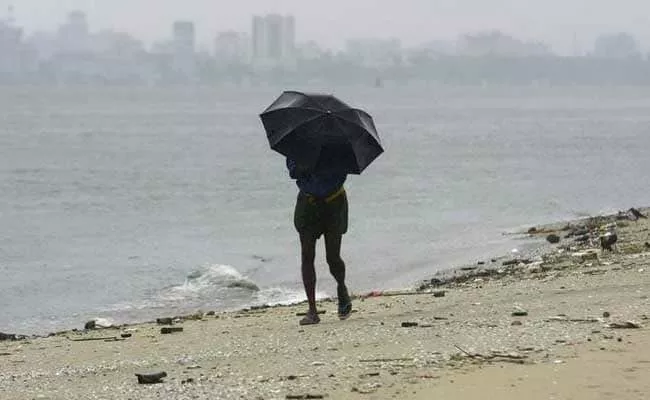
top-left (259, 91), bottom-right (384, 174)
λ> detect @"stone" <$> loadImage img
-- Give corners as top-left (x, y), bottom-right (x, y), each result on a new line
top-left (511, 321), bottom-right (523, 326)
top-left (84, 320), bottom-right (96, 330)
top-left (546, 234), bottom-right (561, 244)
top-left (156, 317), bottom-right (173, 325)
top-left (602, 311), bottom-right (611, 318)
top-left (0, 332), bottom-right (18, 341)
top-left (600, 233), bottom-right (618, 251)
top-left (135, 371), bottom-right (167, 384)
top-left (608, 321), bottom-right (641, 329)
top-left (160, 327), bottom-right (184, 334)
top-left (433, 291), bottom-right (446, 298)
top-left (401, 322), bottom-right (419, 328)
top-left (512, 308), bottom-right (528, 317)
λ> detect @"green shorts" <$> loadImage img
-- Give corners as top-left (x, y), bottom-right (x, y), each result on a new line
top-left (294, 187), bottom-right (348, 239)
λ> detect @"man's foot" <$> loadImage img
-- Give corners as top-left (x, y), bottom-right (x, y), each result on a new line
top-left (299, 311), bottom-right (321, 326)
top-left (337, 285), bottom-right (352, 320)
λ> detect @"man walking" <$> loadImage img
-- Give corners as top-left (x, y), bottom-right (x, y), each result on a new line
top-left (287, 157), bottom-right (352, 325)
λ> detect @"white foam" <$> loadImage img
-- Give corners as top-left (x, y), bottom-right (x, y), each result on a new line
top-left (162, 264), bottom-right (260, 301)
top-left (255, 287), bottom-right (329, 307)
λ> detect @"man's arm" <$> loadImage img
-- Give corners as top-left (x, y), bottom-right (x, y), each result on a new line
top-left (286, 158), bottom-right (310, 179)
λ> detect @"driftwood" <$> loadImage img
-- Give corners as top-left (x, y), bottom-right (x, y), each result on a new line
top-left (359, 357), bottom-right (414, 363)
top-left (545, 316), bottom-right (600, 323)
top-left (454, 345), bottom-right (528, 364)
top-left (608, 321), bottom-right (642, 329)
top-left (361, 290), bottom-right (434, 299)
top-left (67, 336), bottom-right (122, 342)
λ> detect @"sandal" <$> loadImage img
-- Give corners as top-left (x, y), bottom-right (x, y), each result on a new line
top-left (338, 302), bottom-right (352, 320)
top-left (337, 286), bottom-right (352, 320)
top-left (299, 311), bottom-right (321, 326)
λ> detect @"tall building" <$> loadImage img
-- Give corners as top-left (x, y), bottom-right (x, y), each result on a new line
top-left (251, 16), bottom-right (266, 62)
top-left (0, 13), bottom-right (22, 50)
top-left (57, 10), bottom-right (90, 54)
top-left (251, 14), bottom-right (295, 67)
top-left (0, 8), bottom-right (24, 77)
top-left (172, 21), bottom-right (195, 55)
top-left (170, 20), bottom-right (197, 81)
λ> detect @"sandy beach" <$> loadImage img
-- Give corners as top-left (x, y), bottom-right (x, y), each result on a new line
top-left (1, 209), bottom-right (649, 400)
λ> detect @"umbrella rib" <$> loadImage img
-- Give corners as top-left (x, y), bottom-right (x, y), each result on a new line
top-left (259, 106), bottom-right (325, 116)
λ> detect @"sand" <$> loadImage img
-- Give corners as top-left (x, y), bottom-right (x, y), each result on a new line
top-left (1, 209), bottom-right (649, 400)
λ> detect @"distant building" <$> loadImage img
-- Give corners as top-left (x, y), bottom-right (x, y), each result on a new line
top-left (93, 30), bottom-right (144, 59)
top-left (171, 20), bottom-right (197, 81)
top-left (296, 40), bottom-right (327, 61)
top-left (345, 38), bottom-right (403, 68)
top-left (591, 33), bottom-right (641, 59)
top-left (251, 14), bottom-right (295, 68)
top-left (0, 7), bottom-right (38, 80)
top-left (457, 31), bottom-right (550, 57)
top-left (172, 21), bottom-right (195, 56)
top-left (0, 12), bottom-right (21, 51)
top-left (214, 31), bottom-right (249, 65)
top-left (56, 11), bottom-right (91, 54)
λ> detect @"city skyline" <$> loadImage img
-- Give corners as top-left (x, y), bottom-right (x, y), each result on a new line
top-left (3, 5), bottom-right (650, 87)
top-left (2, 0), bottom-right (650, 55)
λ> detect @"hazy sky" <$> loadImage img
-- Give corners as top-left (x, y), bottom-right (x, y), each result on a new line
top-left (3, 0), bottom-right (650, 53)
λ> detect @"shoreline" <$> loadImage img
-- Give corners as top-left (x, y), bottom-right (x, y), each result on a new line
top-left (3, 207), bottom-right (645, 339)
top-left (1, 206), bottom-right (648, 399)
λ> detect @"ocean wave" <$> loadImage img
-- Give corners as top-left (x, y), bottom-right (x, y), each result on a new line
top-left (160, 264), bottom-right (260, 301)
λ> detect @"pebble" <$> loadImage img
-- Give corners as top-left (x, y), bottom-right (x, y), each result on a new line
top-left (546, 234), bottom-right (561, 244)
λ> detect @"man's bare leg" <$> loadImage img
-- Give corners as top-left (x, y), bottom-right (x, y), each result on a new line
top-left (325, 232), bottom-right (352, 319)
top-left (299, 233), bottom-right (319, 323)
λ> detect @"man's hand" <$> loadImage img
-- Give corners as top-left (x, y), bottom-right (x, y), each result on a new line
top-left (286, 158), bottom-right (311, 179)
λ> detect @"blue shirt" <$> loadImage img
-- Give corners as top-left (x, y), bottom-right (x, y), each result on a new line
top-left (286, 158), bottom-right (347, 198)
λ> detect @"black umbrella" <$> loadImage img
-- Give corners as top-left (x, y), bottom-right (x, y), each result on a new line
top-left (259, 91), bottom-right (384, 174)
